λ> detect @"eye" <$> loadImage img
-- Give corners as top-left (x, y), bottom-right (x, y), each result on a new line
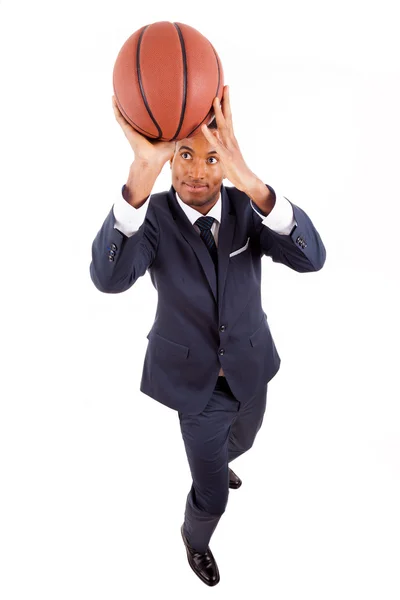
top-left (208, 157), bottom-right (218, 164)
top-left (181, 152), bottom-right (191, 159)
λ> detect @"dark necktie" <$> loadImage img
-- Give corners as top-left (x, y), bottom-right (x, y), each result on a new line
top-left (195, 216), bottom-right (218, 271)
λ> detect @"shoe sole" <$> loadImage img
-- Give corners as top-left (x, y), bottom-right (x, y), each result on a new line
top-left (180, 525), bottom-right (220, 586)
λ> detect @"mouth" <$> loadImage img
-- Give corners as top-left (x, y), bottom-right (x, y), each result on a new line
top-left (184, 183), bottom-right (208, 192)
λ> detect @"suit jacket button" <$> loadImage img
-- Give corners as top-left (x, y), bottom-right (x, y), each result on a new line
top-left (218, 348), bottom-right (225, 355)
top-left (219, 325), bottom-right (226, 332)
top-left (111, 243), bottom-right (117, 251)
top-left (108, 256), bottom-right (114, 262)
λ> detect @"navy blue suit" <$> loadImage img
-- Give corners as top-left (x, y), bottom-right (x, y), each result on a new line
top-left (90, 183), bottom-right (326, 551)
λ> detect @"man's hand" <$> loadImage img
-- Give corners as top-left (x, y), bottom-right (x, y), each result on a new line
top-left (112, 96), bottom-right (176, 207)
top-left (200, 86), bottom-right (257, 192)
top-left (112, 96), bottom-right (175, 169)
top-left (201, 86), bottom-right (275, 213)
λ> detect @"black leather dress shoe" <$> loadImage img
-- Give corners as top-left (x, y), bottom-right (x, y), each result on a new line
top-left (180, 525), bottom-right (220, 586)
top-left (229, 467), bottom-right (242, 489)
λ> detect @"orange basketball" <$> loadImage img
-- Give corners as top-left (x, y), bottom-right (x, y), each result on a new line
top-left (112, 21), bottom-right (224, 141)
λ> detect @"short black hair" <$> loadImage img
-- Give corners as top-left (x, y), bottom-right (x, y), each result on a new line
top-left (174, 116), bottom-right (218, 147)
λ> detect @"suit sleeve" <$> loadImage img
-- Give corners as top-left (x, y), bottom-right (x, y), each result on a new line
top-left (89, 196), bottom-right (159, 293)
top-left (251, 185), bottom-right (326, 272)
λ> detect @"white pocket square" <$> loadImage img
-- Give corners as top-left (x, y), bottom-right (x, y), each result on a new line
top-left (229, 237), bottom-right (250, 257)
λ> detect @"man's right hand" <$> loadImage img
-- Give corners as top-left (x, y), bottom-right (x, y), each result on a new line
top-left (112, 96), bottom-right (175, 169)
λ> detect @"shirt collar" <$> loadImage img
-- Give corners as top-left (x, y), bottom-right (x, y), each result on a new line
top-left (175, 190), bottom-right (221, 225)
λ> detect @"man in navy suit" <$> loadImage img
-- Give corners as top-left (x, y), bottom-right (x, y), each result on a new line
top-left (90, 86), bottom-right (326, 586)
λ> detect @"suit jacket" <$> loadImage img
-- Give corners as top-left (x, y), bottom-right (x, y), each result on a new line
top-left (90, 183), bottom-right (326, 415)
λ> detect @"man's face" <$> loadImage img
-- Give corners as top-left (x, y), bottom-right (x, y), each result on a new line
top-left (170, 130), bottom-right (225, 214)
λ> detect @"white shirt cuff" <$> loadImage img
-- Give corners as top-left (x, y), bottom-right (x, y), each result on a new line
top-left (112, 185), bottom-right (150, 237)
top-left (250, 189), bottom-right (297, 235)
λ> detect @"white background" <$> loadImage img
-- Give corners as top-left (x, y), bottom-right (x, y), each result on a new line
top-left (1, 0), bottom-right (399, 598)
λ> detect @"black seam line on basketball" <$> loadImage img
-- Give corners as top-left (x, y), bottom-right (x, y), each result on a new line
top-left (114, 93), bottom-right (156, 137)
top-left (137, 25), bottom-right (163, 139)
top-left (171, 23), bottom-right (187, 142)
top-left (185, 44), bottom-right (221, 138)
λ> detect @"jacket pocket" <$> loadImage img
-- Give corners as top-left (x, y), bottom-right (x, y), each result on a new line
top-left (229, 237), bottom-right (250, 258)
top-left (152, 332), bottom-right (190, 360)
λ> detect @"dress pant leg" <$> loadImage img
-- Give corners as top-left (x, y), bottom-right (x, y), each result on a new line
top-left (228, 382), bottom-right (268, 464)
top-left (178, 377), bottom-right (240, 553)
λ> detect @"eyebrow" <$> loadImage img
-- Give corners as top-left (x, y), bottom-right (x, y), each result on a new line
top-left (179, 145), bottom-right (218, 155)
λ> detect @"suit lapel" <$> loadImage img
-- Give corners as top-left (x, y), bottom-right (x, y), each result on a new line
top-left (167, 185), bottom-right (236, 308)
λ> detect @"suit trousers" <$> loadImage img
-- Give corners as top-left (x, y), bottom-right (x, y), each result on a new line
top-left (178, 375), bottom-right (268, 552)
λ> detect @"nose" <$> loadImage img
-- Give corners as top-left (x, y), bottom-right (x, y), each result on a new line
top-left (188, 159), bottom-right (206, 180)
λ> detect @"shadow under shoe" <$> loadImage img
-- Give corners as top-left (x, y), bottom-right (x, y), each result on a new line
top-left (180, 525), bottom-right (220, 586)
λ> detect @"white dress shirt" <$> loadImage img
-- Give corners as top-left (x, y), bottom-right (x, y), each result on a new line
top-left (113, 185), bottom-right (297, 238)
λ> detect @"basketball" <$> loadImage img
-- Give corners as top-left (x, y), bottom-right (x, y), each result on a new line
top-left (112, 21), bottom-right (224, 142)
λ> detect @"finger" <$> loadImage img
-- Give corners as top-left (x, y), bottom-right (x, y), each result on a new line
top-left (201, 124), bottom-right (221, 146)
top-left (112, 105), bottom-right (139, 137)
top-left (112, 100), bottom-right (131, 130)
top-left (112, 96), bottom-right (119, 111)
top-left (222, 85), bottom-right (233, 127)
top-left (202, 127), bottom-right (227, 158)
top-left (213, 96), bottom-right (227, 130)
top-left (201, 123), bottom-right (214, 141)
top-left (112, 97), bottom-right (123, 118)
